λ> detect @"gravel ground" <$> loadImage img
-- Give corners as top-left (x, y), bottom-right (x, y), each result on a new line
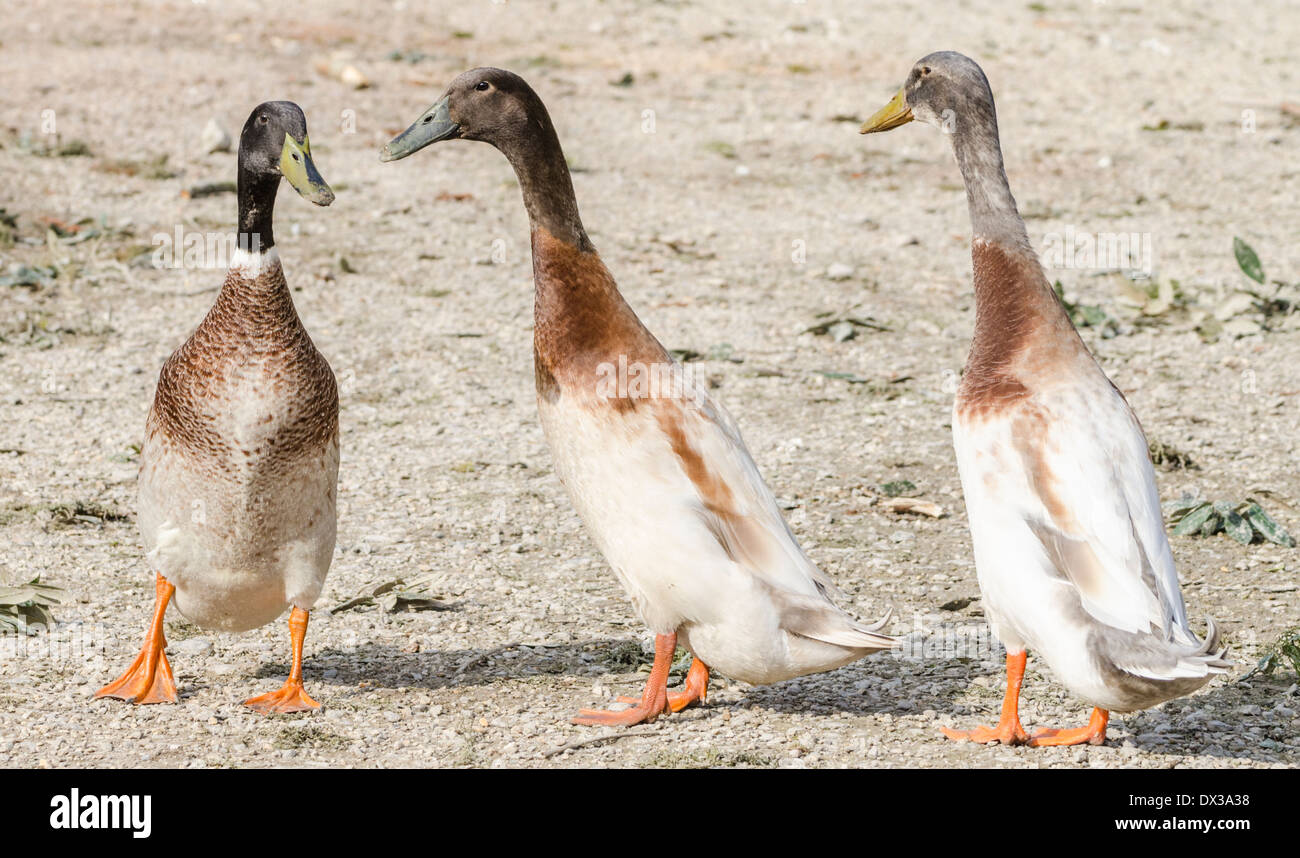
top-left (1, 0), bottom-right (1298, 768)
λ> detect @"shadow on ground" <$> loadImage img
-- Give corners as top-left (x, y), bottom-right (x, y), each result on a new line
top-left (253, 637), bottom-right (648, 691)
top-left (742, 654), bottom-right (1296, 765)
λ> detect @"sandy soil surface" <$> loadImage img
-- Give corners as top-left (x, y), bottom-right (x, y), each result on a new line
top-left (1, 0), bottom-right (1298, 768)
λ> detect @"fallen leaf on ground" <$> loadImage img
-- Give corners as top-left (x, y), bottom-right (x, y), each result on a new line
top-left (881, 497), bottom-right (945, 518)
top-left (331, 577), bottom-right (456, 614)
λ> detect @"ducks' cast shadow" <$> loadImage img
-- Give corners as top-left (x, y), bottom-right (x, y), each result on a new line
top-left (265, 638), bottom-right (1293, 765)
top-left (266, 638), bottom-right (645, 691)
top-left (736, 656), bottom-right (960, 719)
top-left (743, 652), bottom-right (1292, 765)
top-left (1117, 677), bottom-right (1296, 765)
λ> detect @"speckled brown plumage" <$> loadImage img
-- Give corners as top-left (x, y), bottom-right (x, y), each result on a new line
top-left (149, 259), bottom-right (338, 473)
top-left (97, 99), bottom-right (340, 715)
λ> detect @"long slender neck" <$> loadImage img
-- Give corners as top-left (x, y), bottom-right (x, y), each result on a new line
top-left (496, 118), bottom-right (592, 252)
top-left (237, 162), bottom-right (279, 254)
top-left (949, 106), bottom-right (1030, 252)
top-left (945, 96), bottom-right (1076, 376)
top-left (506, 112), bottom-right (667, 386)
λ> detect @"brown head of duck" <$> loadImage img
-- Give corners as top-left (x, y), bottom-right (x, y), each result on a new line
top-left (381, 68), bottom-right (667, 405)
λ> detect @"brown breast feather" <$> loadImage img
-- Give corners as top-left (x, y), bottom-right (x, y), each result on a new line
top-left (148, 261), bottom-right (339, 478)
top-left (956, 239), bottom-right (1085, 420)
top-left (529, 227), bottom-right (779, 567)
top-left (531, 227), bottom-right (668, 411)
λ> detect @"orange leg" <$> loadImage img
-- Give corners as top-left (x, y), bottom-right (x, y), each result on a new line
top-left (95, 573), bottom-right (179, 705)
top-left (1029, 707), bottom-right (1109, 747)
top-left (573, 633), bottom-right (676, 727)
top-left (942, 650), bottom-right (1029, 745)
top-left (618, 657), bottom-right (710, 713)
top-left (245, 607), bottom-right (320, 714)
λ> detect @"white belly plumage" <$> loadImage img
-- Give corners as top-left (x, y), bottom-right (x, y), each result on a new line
top-left (138, 379), bottom-right (338, 633)
top-left (536, 384), bottom-right (892, 686)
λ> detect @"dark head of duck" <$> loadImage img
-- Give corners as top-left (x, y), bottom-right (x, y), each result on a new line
top-left (237, 101), bottom-right (335, 254)
top-left (381, 68), bottom-right (591, 251)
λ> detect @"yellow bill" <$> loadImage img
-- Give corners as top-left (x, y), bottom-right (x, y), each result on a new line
top-left (860, 88), bottom-right (914, 134)
top-left (280, 135), bottom-right (335, 205)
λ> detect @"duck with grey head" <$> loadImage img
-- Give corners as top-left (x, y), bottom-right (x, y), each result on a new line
top-left (96, 102), bottom-right (339, 714)
top-left (861, 52), bottom-right (1229, 746)
top-left (382, 68), bottom-right (898, 726)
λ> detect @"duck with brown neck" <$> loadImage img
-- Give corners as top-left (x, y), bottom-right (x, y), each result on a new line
top-left (383, 68), bottom-right (897, 727)
top-left (96, 101), bottom-right (339, 715)
top-left (861, 52), bottom-right (1228, 747)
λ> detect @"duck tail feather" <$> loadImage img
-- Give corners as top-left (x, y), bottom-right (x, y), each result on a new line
top-left (780, 596), bottom-right (900, 652)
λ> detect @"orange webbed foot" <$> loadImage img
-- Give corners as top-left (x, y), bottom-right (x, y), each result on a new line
top-left (614, 689), bottom-right (698, 714)
top-left (617, 658), bottom-right (709, 714)
top-left (245, 606), bottom-right (319, 714)
top-left (941, 650), bottom-right (1028, 745)
top-left (571, 697), bottom-right (669, 727)
top-left (573, 633), bottom-right (678, 727)
top-left (244, 679), bottom-right (320, 715)
top-left (94, 573), bottom-right (178, 705)
top-left (941, 718), bottom-right (1029, 745)
top-left (94, 647), bottom-right (179, 705)
top-left (1028, 707), bottom-right (1109, 747)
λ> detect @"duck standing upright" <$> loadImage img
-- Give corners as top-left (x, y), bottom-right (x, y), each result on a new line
top-left (382, 69), bottom-right (896, 726)
top-left (96, 102), bottom-right (338, 713)
top-left (860, 53), bottom-right (1229, 745)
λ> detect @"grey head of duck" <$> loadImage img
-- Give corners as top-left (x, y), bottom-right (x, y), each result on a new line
top-left (378, 67), bottom-right (559, 161)
top-left (860, 52), bottom-right (1026, 248)
top-left (859, 51), bottom-right (997, 136)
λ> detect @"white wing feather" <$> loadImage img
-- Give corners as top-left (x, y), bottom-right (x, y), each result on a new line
top-left (1011, 380), bottom-right (1190, 639)
top-left (668, 375), bottom-right (843, 600)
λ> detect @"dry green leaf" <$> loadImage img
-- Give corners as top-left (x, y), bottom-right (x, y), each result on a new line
top-left (331, 576), bottom-right (455, 614)
top-left (802, 316), bottom-right (890, 337)
top-left (880, 480), bottom-right (917, 498)
top-left (1168, 496), bottom-right (1293, 548)
top-left (1246, 627), bottom-right (1300, 679)
top-left (1053, 281), bottom-right (1118, 336)
top-left (1149, 441), bottom-right (1196, 470)
top-left (1214, 502), bottom-right (1253, 545)
top-left (0, 575), bottom-right (63, 634)
top-left (1162, 495), bottom-right (1206, 516)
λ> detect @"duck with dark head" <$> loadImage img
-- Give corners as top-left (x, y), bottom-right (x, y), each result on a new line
top-left (96, 101), bottom-right (339, 715)
top-left (383, 69), bottom-right (897, 727)
top-left (236, 100), bottom-right (334, 253)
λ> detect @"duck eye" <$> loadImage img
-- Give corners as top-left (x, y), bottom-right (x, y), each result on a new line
top-left (475, 81), bottom-right (490, 92)
top-left (258, 115), bottom-right (268, 125)
top-left (921, 66), bottom-right (931, 76)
